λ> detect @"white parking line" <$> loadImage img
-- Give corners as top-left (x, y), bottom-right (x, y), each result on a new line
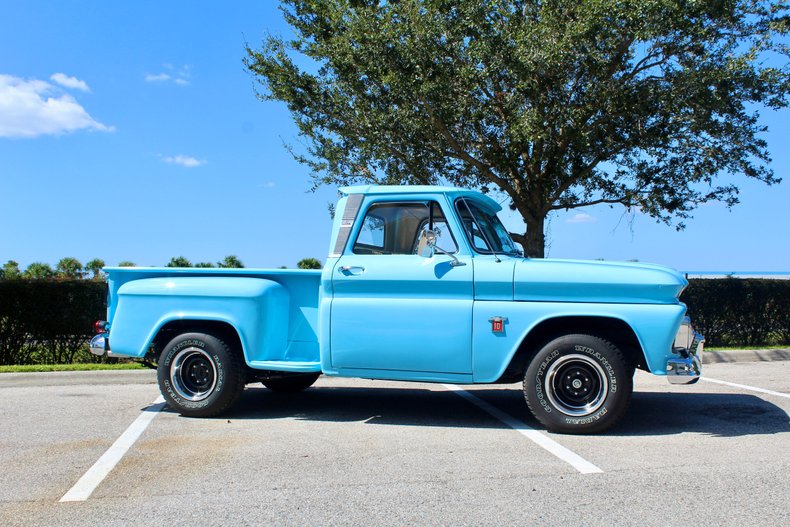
top-left (60, 395), bottom-right (166, 502)
top-left (442, 384), bottom-right (603, 474)
top-left (701, 378), bottom-right (790, 400)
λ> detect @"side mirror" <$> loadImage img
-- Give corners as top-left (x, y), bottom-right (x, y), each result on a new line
top-left (417, 228), bottom-right (466, 267)
top-left (417, 229), bottom-right (437, 258)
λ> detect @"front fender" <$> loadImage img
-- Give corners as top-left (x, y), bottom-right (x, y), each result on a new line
top-left (472, 301), bottom-right (687, 382)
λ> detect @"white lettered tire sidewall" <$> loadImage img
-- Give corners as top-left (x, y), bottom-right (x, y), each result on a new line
top-left (524, 334), bottom-right (632, 434)
top-left (157, 332), bottom-right (244, 417)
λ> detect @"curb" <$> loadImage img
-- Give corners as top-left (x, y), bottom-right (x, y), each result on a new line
top-left (0, 369), bottom-right (157, 387)
top-left (703, 349), bottom-right (790, 364)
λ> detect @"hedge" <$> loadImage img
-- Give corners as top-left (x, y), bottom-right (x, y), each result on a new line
top-left (0, 280), bottom-right (106, 365)
top-left (682, 278), bottom-right (789, 347)
top-left (0, 277), bottom-right (787, 365)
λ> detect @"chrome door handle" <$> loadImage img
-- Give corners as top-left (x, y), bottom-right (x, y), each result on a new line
top-left (339, 265), bottom-right (365, 273)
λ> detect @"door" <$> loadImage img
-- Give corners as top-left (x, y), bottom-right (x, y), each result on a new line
top-left (330, 199), bottom-right (474, 374)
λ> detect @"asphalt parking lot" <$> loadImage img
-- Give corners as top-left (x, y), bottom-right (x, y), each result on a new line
top-left (1, 361), bottom-right (789, 526)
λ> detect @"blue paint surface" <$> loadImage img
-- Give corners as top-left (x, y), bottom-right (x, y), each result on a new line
top-left (102, 185), bottom-right (692, 381)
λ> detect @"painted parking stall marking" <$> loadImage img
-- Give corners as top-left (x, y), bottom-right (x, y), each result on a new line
top-left (60, 395), bottom-right (166, 502)
top-left (701, 377), bottom-right (790, 400)
top-left (443, 385), bottom-right (603, 474)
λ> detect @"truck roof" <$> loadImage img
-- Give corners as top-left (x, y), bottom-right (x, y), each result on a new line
top-left (339, 185), bottom-right (502, 212)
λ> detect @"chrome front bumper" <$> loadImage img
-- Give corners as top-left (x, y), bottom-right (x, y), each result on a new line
top-left (667, 318), bottom-right (704, 384)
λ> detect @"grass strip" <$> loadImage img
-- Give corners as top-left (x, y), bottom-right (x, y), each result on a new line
top-left (706, 346), bottom-right (789, 351)
top-left (0, 362), bottom-right (148, 373)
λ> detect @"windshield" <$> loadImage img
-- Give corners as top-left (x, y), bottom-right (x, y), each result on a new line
top-left (456, 199), bottom-right (521, 256)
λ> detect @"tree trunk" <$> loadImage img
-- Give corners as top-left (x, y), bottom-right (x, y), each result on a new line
top-left (511, 216), bottom-right (546, 258)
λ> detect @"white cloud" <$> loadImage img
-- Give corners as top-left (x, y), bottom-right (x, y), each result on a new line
top-left (145, 73), bottom-right (171, 82)
top-left (50, 73), bottom-right (90, 92)
top-left (566, 212), bottom-right (598, 224)
top-left (145, 65), bottom-right (190, 86)
top-left (162, 154), bottom-right (205, 168)
top-left (259, 181), bottom-right (276, 188)
top-left (0, 74), bottom-right (113, 138)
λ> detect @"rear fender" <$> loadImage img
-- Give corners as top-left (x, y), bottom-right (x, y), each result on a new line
top-left (108, 277), bottom-right (289, 364)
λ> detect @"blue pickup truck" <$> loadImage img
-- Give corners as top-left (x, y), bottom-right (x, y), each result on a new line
top-left (90, 185), bottom-right (703, 434)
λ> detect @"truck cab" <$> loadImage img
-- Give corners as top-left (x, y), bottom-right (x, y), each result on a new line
top-left (90, 185), bottom-right (703, 434)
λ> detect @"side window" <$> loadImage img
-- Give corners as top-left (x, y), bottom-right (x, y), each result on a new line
top-left (466, 222), bottom-right (489, 252)
top-left (352, 201), bottom-right (457, 255)
top-left (457, 205), bottom-right (490, 251)
top-left (356, 214), bottom-right (385, 250)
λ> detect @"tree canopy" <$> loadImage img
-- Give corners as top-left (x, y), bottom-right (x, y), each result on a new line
top-left (23, 262), bottom-right (55, 280)
top-left (1, 260), bottom-right (21, 280)
top-left (56, 257), bottom-right (83, 279)
top-left (218, 255), bottom-right (245, 268)
top-left (85, 258), bottom-right (106, 280)
top-left (0, 256), bottom-right (251, 279)
top-left (246, 0), bottom-right (789, 256)
top-left (166, 256), bottom-right (193, 268)
top-left (297, 257), bottom-right (323, 269)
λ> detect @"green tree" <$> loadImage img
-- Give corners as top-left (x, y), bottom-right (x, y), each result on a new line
top-left (85, 258), bottom-right (106, 280)
top-left (117, 261), bottom-right (136, 267)
top-left (217, 255), bottom-right (245, 268)
top-left (247, 0), bottom-right (789, 257)
top-left (56, 257), bottom-right (84, 279)
top-left (24, 262), bottom-right (55, 280)
top-left (1, 260), bottom-right (21, 280)
top-left (166, 256), bottom-right (192, 268)
top-left (194, 262), bottom-right (216, 268)
top-left (297, 257), bottom-right (323, 269)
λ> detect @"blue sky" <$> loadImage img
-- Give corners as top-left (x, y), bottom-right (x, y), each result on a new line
top-left (1, 1), bottom-right (788, 272)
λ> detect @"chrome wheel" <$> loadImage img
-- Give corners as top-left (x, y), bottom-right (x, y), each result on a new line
top-left (170, 347), bottom-right (217, 402)
top-left (545, 353), bottom-right (608, 417)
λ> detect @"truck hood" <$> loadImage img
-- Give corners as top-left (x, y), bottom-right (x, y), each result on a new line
top-left (513, 258), bottom-right (687, 304)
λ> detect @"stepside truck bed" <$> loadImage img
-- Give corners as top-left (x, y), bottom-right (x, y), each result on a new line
top-left (104, 267), bottom-right (322, 372)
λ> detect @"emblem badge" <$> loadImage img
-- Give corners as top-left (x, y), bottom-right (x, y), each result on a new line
top-left (488, 316), bottom-right (508, 334)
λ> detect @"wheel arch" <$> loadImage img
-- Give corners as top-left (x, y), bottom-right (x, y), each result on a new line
top-left (148, 318), bottom-right (245, 363)
top-left (498, 315), bottom-right (646, 383)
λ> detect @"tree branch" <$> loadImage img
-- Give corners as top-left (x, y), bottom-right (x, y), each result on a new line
top-left (382, 144), bottom-right (431, 183)
top-left (549, 196), bottom-right (629, 211)
top-left (548, 155), bottom-right (606, 203)
top-left (622, 52), bottom-right (669, 81)
top-left (424, 102), bottom-right (511, 191)
top-left (606, 35), bottom-right (635, 78)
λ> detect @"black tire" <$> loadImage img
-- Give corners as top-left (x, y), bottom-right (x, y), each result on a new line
top-left (523, 334), bottom-right (632, 434)
top-left (157, 332), bottom-right (245, 417)
top-left (262, 373), bottom-right (320, 393)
